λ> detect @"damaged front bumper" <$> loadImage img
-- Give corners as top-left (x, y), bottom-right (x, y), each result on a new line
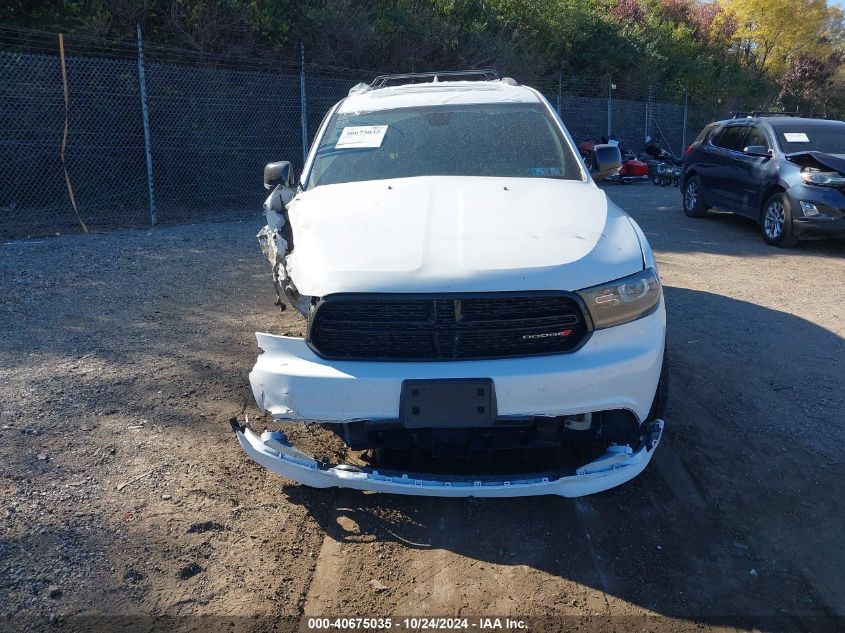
top-left (786, 184), bottom-right (845, 237)
top-left (232, 417), bottom-right (663, 498)
top-left (240, 306), bottom-right (665, 496)
top-left (249, 308), bottom-right (665, 423)
top-left (793, 214), bottom-right (845, 237)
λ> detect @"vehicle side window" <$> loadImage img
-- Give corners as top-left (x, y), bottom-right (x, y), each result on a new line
top-left (713, 125), bottom-right (748, 151)
top-left (743, 126), bottom-right (769, 149)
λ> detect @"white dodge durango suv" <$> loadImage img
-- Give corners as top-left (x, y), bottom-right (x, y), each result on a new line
top-left (233, 71), bottom-right (667, 497)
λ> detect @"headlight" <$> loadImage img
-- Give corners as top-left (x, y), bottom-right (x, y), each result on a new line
top-left (577, 268), bottom-right (662, 329)
top-left (801, 171), bottom-right (845, 187)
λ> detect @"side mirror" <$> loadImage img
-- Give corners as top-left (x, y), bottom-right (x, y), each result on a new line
top-left (743, 145), bottom-right (771, 158)
top-left (590, 144), bottom-right (622, 180)
top-left (264, 161), bottom-right (292, 190)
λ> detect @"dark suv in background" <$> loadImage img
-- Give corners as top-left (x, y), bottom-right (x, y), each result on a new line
top-left (681, 114), bottom-right (845, 247)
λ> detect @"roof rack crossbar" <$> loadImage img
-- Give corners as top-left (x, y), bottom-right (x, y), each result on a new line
top-left (369, 69), bottom-right (499, 89)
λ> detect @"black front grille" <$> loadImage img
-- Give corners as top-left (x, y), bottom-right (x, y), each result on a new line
top-left (308, 293), bottom-right (591, 360)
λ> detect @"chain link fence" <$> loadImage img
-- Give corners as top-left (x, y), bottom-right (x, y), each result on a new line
top-left (533, 74), bottom-right (690, 160)
top-left (1, 25), bottom-right (697, 238)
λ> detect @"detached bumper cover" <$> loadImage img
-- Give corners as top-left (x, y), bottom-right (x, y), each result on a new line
top-left (233, 418), bottom-right (663, 498)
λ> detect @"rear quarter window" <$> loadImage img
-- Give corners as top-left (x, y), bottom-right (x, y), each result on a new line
top-left (694, 123), bottom-right (719, 145)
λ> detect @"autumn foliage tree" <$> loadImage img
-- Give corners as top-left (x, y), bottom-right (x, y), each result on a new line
top-left (721, 0), bottom-right (840, 74)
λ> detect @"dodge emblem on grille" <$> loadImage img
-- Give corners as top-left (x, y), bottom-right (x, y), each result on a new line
top-left (522, 329), bottom-right (573, 340)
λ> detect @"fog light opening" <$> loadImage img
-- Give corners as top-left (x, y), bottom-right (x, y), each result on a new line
top-left (800, 201), bottom-right (820, 217)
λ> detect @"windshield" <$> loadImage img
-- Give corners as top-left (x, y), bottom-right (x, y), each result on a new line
top-left (304, 103), bottom-right (584, 188)
top-left (776, 124), bottom-right (845, 154)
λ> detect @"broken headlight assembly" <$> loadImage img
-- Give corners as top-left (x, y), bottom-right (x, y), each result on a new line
top-left (577, 268), bottom-right (662, 329)
top-left (800, 170), bottom-right (845, 187)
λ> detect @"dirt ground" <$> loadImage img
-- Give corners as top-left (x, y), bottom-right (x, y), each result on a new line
top-left (1, 185), bottom-right (844, 632)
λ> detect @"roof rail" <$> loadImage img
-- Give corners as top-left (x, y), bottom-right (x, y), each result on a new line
top-left (369, 69), bottom-right (499, 89)
top-left (731, 111), bottom-right (786, 119)
top-left (731, 110), bottom-right (827, 119)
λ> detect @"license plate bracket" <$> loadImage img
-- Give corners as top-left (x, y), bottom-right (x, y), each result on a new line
top-left (400, 378), bottom-right (495, 429)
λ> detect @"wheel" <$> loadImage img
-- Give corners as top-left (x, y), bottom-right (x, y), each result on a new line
top-left (653, 176), bottom-right (661, 185)
top-left (761, 193), bottom-right (798, 247)
top-left (682, 175), bottom-right (708, 218)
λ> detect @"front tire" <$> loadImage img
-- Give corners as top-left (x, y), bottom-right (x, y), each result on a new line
top-left (682, 175), bottom-right (708, 218)
top-left (761, 193), bottom-right (798, 247)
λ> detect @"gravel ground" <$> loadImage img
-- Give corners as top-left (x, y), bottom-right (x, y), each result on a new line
top-left (1, 185), bottom-right (844, 632)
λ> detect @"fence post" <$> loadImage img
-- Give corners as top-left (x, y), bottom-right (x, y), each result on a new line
top-left (135, 24), bottom-right (157, 226)
top-left (682, 88), bottom-right (688, 156)
top-left (556, 71), bottom-right (562, 116)
top-left (300, 42), bottom-right (308, 167)
top-left (607, 76), bottom-right (612, 138)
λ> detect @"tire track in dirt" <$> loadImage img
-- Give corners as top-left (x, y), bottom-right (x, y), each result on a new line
top-left (300, 489), bottom-right (626, 617)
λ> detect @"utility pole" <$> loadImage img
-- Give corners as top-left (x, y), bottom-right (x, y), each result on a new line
top-left (136, 24), bottom-right (157, 226)
top-left (300, 43), bottom-right (308, 166)
top-left (556, 71), bottom-right (562, 116)
top-left (682, 88), bottom-right (689, 156)
top-left (607, 76), bottom-right (613, 138)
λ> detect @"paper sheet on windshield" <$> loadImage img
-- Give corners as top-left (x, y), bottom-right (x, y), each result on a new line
top-left (783, 132), bottom-right (810, 143)
top-left (336, 125), bottom-right (388, 148)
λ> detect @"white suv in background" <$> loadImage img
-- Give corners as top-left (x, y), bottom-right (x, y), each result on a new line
top-left (233, 71), bottom-right (666, 497)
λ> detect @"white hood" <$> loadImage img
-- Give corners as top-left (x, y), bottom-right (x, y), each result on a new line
top-left (284, 176), bottom-right (644, 295)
